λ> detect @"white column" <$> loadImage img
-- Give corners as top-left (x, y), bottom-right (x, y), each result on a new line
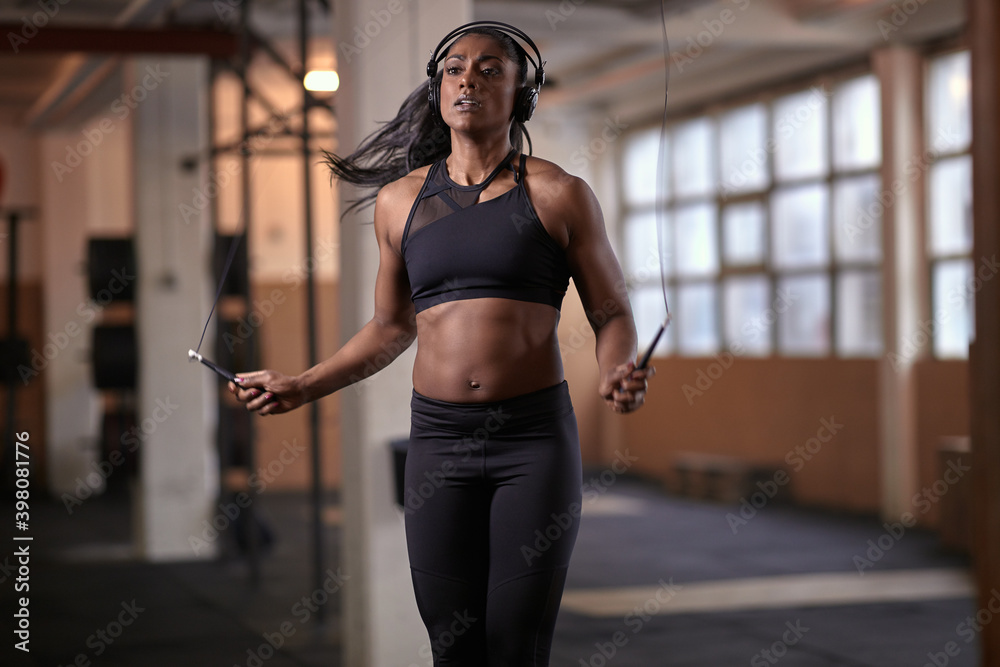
top-left (130, 56), bottom-right (219, 560)
top-left (873, 46), bottom-right (926, 519)
top-left (336, 1), bottom-right (469, 664)
top-left (39, 128), bottom-right (101, 496)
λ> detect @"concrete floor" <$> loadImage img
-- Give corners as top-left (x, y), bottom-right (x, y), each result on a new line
top-left (1, 474), bottom-right (977, 666)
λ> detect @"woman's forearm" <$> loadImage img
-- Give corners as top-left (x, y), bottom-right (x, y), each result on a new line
top-left (297, 317), bottom-right (416, 403)
top-left (594, 313), bottom-right (638, 377)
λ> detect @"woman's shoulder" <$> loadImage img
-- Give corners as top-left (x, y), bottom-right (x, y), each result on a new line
top-left (521, 155), bottom-right (597, 210)
top-left (376, 164), bottom-right (433, 214)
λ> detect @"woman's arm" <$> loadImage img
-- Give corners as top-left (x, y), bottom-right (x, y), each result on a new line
top-left (532, 167), bottom-right (653, 413)
top-left (230, 182), bottom-right (417, 415)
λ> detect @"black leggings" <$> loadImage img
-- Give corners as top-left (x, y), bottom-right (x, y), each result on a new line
top-left (404, 381), bottom-right (582, 666)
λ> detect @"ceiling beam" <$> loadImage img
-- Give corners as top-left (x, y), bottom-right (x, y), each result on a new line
top-left (2, 25), bottom-right (239, 57)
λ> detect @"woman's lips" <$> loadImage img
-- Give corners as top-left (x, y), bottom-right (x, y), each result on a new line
top-left (455, 95), bottom-right (481, 110)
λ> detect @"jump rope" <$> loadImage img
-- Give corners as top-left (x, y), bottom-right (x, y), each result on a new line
top-left (637, 0), bottom-right (674, 369)
top-left (189, 12), bottom-right (674, 381)
top-left (187, 148), bottom-right (261, 383)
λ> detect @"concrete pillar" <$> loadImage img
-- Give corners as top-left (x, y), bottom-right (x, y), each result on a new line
top-left (873, 46), bottom-right (926, 519)
top-left (335, 1), bottom-right (469, 664)
top-left (968, 0), bottom-right (1000, 662)
top-left (39, 127), bottom-right (103, 496)
top-left (130, 56), bottom-right (219, 561)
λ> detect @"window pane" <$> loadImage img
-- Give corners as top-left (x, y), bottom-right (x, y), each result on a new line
top-left (723, 202), bottom-right (766, 266)
top-left (837, 270), bottom-right (882, 357)
top-left (624, 210), bottom-right (670, 280)
top-left (833, 175), bottom-right (882, 263)
top-left (723, 275), bottom-right (772, 356)
top-left (773, 87), bottom-right (829, 181)
top-left (675, 203), bottom-right (718, 277)
top-left (833, 75), bottom-right (881, 171)
top-left (927, 51), bottom-right (971, 154)
top-left (772, 184), bottom-right (829, 269)
top-left (672, 117), bottom-right (715, 198)
top-left (778, 274), bottom-right (830, 356)
top-left (932, 259), bottom-right (973, 359)
top-left (928, 155), bottom-right (973, 257)
top-left (678, 282), bottom-right (719, 355)
top-left (623, 127), bottom-right (663, 206)
top-left (720, 103), bottom-right (768, 196)
top-left (631, 285), bottom-right (673, 357)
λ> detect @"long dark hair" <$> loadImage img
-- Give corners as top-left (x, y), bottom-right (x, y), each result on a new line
top-left (324, 27), bottom-right (531, 215)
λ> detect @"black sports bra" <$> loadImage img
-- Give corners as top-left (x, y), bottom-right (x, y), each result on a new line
top-left (400, 151), bottom-right (571, 314)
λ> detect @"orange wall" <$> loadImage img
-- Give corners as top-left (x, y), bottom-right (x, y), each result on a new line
top-left (248, 280), bottom-right (342, 491)
top-left (617, 357), bottom-right (882, 513)
top-left (914, 360), bottom-right (970, 526)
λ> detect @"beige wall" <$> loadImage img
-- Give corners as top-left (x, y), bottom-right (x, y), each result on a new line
top-left (248, 279), bottom-right (341, 490)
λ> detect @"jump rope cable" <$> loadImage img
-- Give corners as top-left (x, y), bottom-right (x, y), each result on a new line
top-left (188, 147), bottom-right (265, 381)
top-left (636, 0), bottom-right (674, 369)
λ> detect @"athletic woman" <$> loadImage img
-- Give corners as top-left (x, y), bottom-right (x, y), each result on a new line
top-left (229, 22), bottom-right (653, 666)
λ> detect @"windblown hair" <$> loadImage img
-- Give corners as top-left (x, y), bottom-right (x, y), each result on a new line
top-left (324, 27), bottom-right (531, 215)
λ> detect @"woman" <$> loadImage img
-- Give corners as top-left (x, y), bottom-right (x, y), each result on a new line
top-left (230, 22), bottom-right (653, 666)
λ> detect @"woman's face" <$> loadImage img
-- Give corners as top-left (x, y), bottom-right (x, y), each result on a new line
top-left (439, 33), bottom-right (519, 135)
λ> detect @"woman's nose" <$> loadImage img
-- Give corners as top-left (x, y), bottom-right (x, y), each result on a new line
top-left (458, 70), bottom-right (477, 88)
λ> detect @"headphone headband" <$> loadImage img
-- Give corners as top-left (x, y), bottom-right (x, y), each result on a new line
top-left (425, 20), bottom-right (545, 89)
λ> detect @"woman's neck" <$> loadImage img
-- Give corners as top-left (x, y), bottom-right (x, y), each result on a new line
top-left (446, 134), bottom-right (515, 186)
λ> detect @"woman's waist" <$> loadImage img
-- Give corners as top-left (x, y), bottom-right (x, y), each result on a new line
top-left (410, 379), bottom-right (573, 434)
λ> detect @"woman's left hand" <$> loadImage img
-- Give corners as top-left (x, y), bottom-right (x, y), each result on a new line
top-left (600, 361), bottom-right (654, 414)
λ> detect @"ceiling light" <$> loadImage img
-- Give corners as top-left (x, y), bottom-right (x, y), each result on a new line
top-left (304, 70), bottom-right (339, 92)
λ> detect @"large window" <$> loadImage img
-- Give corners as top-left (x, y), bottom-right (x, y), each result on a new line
top-left (925, 50), bottom-right (972, 359)
top-left (622, 73), bottom-right (883, 358)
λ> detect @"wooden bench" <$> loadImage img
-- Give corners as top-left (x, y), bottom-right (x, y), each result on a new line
top-left (672, 452), bottom-right (788, 504)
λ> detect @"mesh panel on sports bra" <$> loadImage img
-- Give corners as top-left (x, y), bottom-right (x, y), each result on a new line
top-left (405, 151), bottom-right (517, 239)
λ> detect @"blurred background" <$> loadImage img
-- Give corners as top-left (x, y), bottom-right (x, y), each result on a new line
top-left (0, 0), bottom-right (997, 665)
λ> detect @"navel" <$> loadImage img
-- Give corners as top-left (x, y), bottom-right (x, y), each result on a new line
top-left (468, 380), bottom-right (481, 390)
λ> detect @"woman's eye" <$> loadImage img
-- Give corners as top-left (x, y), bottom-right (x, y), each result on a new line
top-left (445, 66), bottom-right (461, 75)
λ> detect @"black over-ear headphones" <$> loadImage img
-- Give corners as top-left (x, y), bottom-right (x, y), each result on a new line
top-left (426, 21), bottom-right (545, 124)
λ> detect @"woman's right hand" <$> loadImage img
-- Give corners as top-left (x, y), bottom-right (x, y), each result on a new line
top-left (228, 370), bottom-right (307, 416)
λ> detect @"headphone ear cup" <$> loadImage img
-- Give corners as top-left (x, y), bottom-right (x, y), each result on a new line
top-left (513, 86), bottom-right (538, 123)
top-left (428, 77), bottom-right (442, 120)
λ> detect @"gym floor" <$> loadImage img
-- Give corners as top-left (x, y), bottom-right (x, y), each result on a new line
top-left (3, 473), bottom-right (977, 667)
